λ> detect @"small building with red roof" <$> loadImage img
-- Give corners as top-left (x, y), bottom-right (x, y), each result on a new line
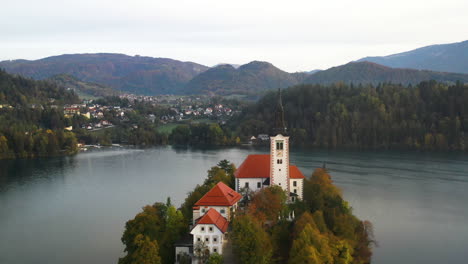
top-left (193, 182), bottom-right (241, 223)
top-left (178, 182), bottom-right (240, 261)
top-left (190, 208), bottom-right (228, 255)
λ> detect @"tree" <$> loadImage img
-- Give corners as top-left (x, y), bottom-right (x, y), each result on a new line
top-left (0, 135), bottom-right (10, 158)
top-left (120, 204), bottom-right (166, 264)
top-left (288, 224), bottom-right (321, 264)
top-left (125, 234), bottom-right (161, 264)
top-left (206, 253), bottom-right (224, 264)
top-left (231, 214), bottom-right (272, 264)
top-left (247, 186), bottom-right (287, 225)
top-left (194, 241), bottom-right (210, 263)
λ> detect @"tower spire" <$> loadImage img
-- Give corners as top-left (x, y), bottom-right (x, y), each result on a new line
top-left (273, 89), bottom-right (287, 135)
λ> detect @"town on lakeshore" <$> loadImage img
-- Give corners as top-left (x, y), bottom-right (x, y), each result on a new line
top-left (62, 94), bottom-right (238, 133)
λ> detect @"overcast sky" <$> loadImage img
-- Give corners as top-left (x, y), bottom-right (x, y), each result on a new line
top-left (1, 0), bottom-right (467, 72)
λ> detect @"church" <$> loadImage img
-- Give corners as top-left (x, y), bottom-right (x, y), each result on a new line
top-left (176, 90), bottom-right (304, 263)
top-left (235, 90), bottom-right (305, 201)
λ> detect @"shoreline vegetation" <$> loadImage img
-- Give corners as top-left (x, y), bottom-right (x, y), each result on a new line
top-left (119, 160), bottom-right (375, 264)
top-left (2, 66), bottom-right (468, 160)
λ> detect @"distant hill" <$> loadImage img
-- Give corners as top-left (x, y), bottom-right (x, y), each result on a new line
top-left (358, 40), bottom-right (468, 74)
top-left (49, 74), bottom-right (118, 98)
top-left (185, 61), bottom-right (308, 96)
top-left (304, 61), bottom-right (468, 85)
top-left (0, 69), bottom-right (79, 106)
top-left (0, 53), bottom-right (209, 95)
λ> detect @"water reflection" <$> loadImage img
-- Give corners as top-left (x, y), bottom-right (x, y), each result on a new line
top-left (0, 157), bottom-right (76, 191)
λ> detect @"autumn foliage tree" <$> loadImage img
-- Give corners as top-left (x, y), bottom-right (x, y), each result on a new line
top-left (247, 185), bottom-right (288, 225)
top-left (119, 201), bottom-right (186, 264)
top-left (231, 214), bottom-right (273, 264)
top-left (126, 234), bottom-right (161, 264)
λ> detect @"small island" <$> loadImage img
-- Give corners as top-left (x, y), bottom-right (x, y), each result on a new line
top-left (118, 92), bottom-right (375, 264)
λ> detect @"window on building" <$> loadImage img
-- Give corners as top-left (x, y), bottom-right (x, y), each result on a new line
top-left (205, 237), bottom-right (209, 243)
top-left (245, 182), bottom-right (249, 188)
top-left (276, 141), bottom-right (284, 150)
top-left (213, 236), bottom-right (218, 243)
top-left (213, 247), bottom-right (218, 253)
top-left (201, 209), bottom-right (205, 213)
top-left (294, 189), bottom-right (297, 194)
top-left (292, 197), bottom-right (295, 202)
top-left (197, 237), bottom-right (201, 242)
top-left (209, 227), bottom-right (213, 232)
top-left (279, 168), bottom-right (281, 171)
top-left (293, 181), bottom-right (297, 187)
top-left (277, 159), bottom-right (283, 164)
top-left (257, 182), bottom-right (261, 188)
top-left (201, 227), bottom-right (205, 232)
top-left (220, 209), bottom-right (225, 214)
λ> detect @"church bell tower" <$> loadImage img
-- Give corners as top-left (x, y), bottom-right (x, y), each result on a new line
top-left (270, 89), bottom-right (289, 192)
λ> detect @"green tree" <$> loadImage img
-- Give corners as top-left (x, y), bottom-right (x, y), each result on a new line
top-left (119, 204), bottom-right (167, 264)
top-left (206, 253), bottom-right (224, 264)
top-left (231, 214), bottom-right (272, 264)
top-left (124, 234), bottom-right (161, 264)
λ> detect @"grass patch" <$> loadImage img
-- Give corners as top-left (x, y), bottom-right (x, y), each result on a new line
top-left (157, 123), bottom-right (179, 134)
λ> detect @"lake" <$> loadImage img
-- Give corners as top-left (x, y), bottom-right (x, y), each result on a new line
top-left (0, 146), bottom-right (467, 263)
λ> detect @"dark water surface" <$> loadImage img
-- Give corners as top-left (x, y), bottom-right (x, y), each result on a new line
top-left (0, 146), bottom-right (467, 263)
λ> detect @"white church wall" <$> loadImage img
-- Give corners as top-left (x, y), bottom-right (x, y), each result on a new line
top-left (237, 178), bottom-right (267, 192)
top-left (289, 178), bottom-right (304, 200)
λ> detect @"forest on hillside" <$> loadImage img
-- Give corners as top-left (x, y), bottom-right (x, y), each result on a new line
top-left (234, 81), bottom-right (468, 151)
top-left (0, 69), bottom-right (80, 159)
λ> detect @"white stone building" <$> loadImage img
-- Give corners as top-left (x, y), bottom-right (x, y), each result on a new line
top-left (190, 208), bottom-right (228, 255)
top-left (192, 182), bottom-right (242, 223)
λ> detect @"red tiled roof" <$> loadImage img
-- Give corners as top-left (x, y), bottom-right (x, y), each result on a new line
top-left (290, 165), bottom-right (306, 179)
top-left (234, 154), bottom-right (305, 179)
top-left (196, 208), bottom-right (229, 233)
top-left (195, 182), bottom-right (242, 206)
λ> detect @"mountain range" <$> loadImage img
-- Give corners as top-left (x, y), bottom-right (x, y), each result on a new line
top-left (0, 40), bottom-right (467, 96)
top-left (303, 61), bottom-right (468, 85)
top-left (186, 61), bottom-right (307, 96)
top-left (358, 40), bottom-right (468, 74)
top-left (0, 53), bottom-right (208, 95)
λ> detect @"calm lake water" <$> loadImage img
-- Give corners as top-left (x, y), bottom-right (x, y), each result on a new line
top-left (0, 146), bottom-right (467, 264)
